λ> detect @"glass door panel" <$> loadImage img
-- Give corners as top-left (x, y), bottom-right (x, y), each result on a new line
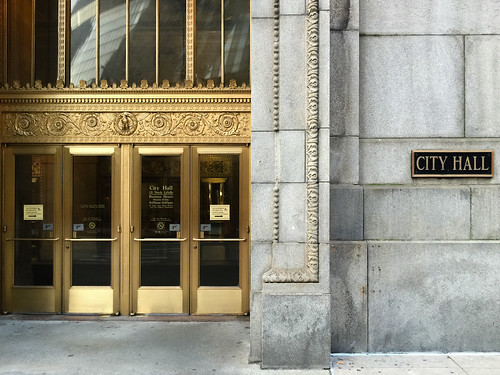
top-left (191, 146), bottom-right (249, 315)
top-left (132, 147), bottom-right (189, 314)
top-left (3, 147), bottom-right (62, 313)
top-left (63, 147), bottom-right (120, 314)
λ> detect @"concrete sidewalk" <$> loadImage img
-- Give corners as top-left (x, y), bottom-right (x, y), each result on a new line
top-left (0, 316), bottom-right (327, 375)
top-left (1, 317), bottom-right (499, 375)
top-left (331, 353), bottom-right (500, 375)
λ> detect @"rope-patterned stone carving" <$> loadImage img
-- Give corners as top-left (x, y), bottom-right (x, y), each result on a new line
top-left (272, 0), bottom-right (280, 243)
top-left (263, 0), bottom-right (320, 283)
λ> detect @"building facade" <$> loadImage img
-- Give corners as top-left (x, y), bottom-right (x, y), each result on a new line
top-left (1, 0), bottom-right (499, 370)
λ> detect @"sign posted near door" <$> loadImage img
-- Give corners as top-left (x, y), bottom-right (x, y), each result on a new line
top-left (23, 204), bottom-right (43, 220)
top-left (210, 205), bottom-right (230, 220)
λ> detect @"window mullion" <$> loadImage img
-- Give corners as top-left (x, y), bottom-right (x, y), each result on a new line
top-left (95, 0), bottom-right (100, 83)
top-left (156, 0), bottom-right (159, 84)
top-left (126, 0), bottom-right (129, 83)
top-left (186, 0), bottom-right (195, 82)
top-left (220, 0), bottom-right (224, 85)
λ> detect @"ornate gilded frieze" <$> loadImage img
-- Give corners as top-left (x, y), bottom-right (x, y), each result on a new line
top-left (2, 111), bottom-right (249, 143)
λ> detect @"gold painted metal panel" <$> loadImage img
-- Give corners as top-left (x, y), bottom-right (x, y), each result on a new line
top-left (131, 146), bottom-right (190, 315)
top-left (196, 288), bottom-right (242, 315)
top-left (137, 288), bottom-right (183, 314)
top-left (2, 146), bottom-right (63, 313)
top-left (68, 287), bottom-right (114, 314)
top-left (190, 145), bottom-right (250, 315)
top-left (62, 146), bottom-right (121, 314)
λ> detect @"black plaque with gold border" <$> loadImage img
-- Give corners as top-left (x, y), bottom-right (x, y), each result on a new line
top-left (412, 150), bottom-right (494, 178)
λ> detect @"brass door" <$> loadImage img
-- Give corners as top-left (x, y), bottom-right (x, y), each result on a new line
top-left (2, 146), bottom-right (63, 313)
top-left (62, 147), bottom-right (121, 314)
top-left (131, 146), bottom-right (249, 315)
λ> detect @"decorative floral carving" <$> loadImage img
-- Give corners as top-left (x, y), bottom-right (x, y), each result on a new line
top-left (180, 114), bottom-right (205, 136)
top-left (114, 112), bottom-right (138, 135)
top-left (3, 112), bottom-right (249, 142)
top-left (263, 0), bottom-right (320, 284)
top-left (14, 114), bottom-right (36, 136)
top-left (213, 114), bottom-right (240, 136)
top-left (150, 114), bottom-right (173, 136)
top-left (80, 113), bottom-right (104, 135)
top-left (46, 114), bottom-right (69, 136)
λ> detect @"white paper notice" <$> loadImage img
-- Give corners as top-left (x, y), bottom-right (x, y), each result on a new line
top-left (24, 204), bottom-right (43, 220)
top-left (210, 205), bottom-right (230, 221)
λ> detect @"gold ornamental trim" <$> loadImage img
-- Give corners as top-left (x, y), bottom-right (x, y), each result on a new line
top-left (2, 111), bottom-right (250, 144)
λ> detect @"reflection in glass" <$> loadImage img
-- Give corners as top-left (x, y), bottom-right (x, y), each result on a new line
top-left (70, 0), bottom-right (97, 85)
top-left (224, 0), bottom-right (250, 86)
top-left (35, 0), bottom-right (59, 85)
top-left (196, 0), bottom-right (221, 85)
top-left (72, 156), bottom-right (112, 286)
top-left (99, 0), bottom-right (126, 85)
top-left (141, 243), bottom-right (180, 286)
top-left (159, 0), bottom-right (186, 84)
top-left (199, 154), bottom-right (240, 286)
top-left (72, 242), bottom-right (111, 286)
top-left (129, 0), bottom-right (156, 84)
top-left (140, 156), bottom-right (181, 286)
top-left (14, 155), bottom-right (55, 286)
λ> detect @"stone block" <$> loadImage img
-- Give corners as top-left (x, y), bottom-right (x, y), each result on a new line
top-left (471, 187), bottom-right (500, 240)
top-left (279, 183), bottom-right (306, 243)
top-left (330, 241), bottom-right (368, 352)
top-left (251, 243), bottom-right (272, 292)
top-left (364, 187), bottom-right (470, 240)
top-left (330, 185), bottom-right (363, 241)
top-left (262, 294), bottom-right (331, 368)
top-left (280, 131), bottom-right (305, 182)
top-left (251, 18), bottom-right (274, 132)
top-left (272, 243), bottom-right (306, 269)
top-left (360, 0), bottom-right (500, 35)
top-left (319, 182), bottom-right (330, 243)
top-left (330, 31), bottom-right (359, 136)
top-left (252, 0), bottom-right (274, 18)
top-left (319, 10), bottom-right (331, 130)
top-left (331, 0), bottom-right (359, 30)
top-left (360, 138), bottom-right (500, 185)
top-left (367, 241), bottom-right (500, 352)
top-left (262, 243), bottom-right (331, 294)
top-left (279, 16), bottom-right (307, 130)
top-left (360, 36), bottom-right (464, 138)
top-left (249, 292), bottom-right (262, 363)
top-left (465, 36), bottom-right (500, 137)
top-left (251, 183), bottom-right (275, 242)
top-left (251, 131), bottom-right (275, 183)
top-left (281, 0), bottom-right (305, 15)
top-left (331, 136), bottom-right (359, 184)
top-left (319, 129), bottom-right (330, 183)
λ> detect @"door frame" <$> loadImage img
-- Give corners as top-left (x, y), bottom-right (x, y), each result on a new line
top-left (2, 145), bottom-right (63, 313)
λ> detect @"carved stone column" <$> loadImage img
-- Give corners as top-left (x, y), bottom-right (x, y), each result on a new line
top-left (250, 0), bottom-right (331, 369)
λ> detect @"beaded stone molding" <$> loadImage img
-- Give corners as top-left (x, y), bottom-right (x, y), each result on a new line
top-left (263, 0), bottom-right (320, 283)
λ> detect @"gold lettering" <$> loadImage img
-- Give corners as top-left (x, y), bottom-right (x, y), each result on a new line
top-left (473, 156), bottom-right (482, 171)
top-left (438, 156), bottom-right (448, 170)
top-left (482, 156), bottom-right (488, 171)
top-left (464, 157), bottom-right (472, 171)
top-left (453, 156), bottom-right (462, 171)
top-left (416, 156), bottom-right (426, 171)
top-left (430, 156), bottom-right (438, 170)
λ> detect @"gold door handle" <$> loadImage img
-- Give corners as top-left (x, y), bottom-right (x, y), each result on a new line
top-left (64, 238), bottom-right (118, 242)
top-left (192, 238), bottom-right (246, 242)
top-left (133, 238), bottom-right (187, 242)
top-left (6, 238), bottom-right (60, 241)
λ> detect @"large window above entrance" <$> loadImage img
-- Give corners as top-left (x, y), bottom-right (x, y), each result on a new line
top-left (4, 0), bottom-right (250, 88)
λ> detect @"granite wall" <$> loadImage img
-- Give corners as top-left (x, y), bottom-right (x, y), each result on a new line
top-left (330, 0), bottom-right (500, 352)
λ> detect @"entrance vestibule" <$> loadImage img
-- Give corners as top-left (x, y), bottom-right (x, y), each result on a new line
top-left (2, 144), bottom-right (250, 315)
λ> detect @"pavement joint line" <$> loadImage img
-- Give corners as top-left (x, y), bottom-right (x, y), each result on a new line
top-left (448, 354), bottom-right (470, 375)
